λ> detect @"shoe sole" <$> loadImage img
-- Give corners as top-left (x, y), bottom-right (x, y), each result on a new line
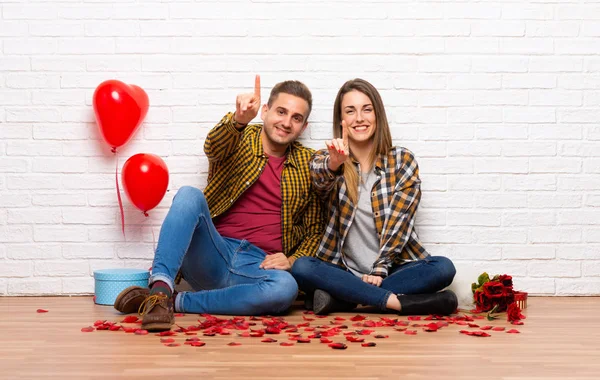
top-left (313, 289), bottom-right (333, 315)
top-left (113, 286), bottom-right (145, 314)
top-left (445, 290), bottom-right (459, 314)
top-left (141, 321), bottom-right (175, 332)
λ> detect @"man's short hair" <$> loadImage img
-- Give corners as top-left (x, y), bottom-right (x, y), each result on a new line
top-left (267, 80), bottom-right (313, 119)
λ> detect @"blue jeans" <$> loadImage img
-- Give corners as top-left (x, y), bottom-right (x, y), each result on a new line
top-left (291, 256), bottom-right (456, 311)
top-left (149, 186), bottom-right (298, 315)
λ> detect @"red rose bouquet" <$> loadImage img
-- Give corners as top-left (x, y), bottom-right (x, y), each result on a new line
top-left (471, 272), bottom-right (514, 313)
top-left (472, 272), bottom-right (526, 323)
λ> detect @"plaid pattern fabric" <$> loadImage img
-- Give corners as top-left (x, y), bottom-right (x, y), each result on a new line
top-left (310, 146), bottom-right (429, 277)
top-left (203, 112), bottom-right (325, 260)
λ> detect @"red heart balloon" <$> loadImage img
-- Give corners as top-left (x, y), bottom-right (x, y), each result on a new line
top-left (93, 80), bottom-right (149, 151)
top-left (122, 154), bottom-right (169, 213)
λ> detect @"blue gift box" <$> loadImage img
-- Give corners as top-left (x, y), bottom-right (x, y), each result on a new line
top-left (93, 268), bottom-right (150, 306)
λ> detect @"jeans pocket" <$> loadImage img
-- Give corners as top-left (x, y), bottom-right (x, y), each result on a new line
top-left (231, 240), bottom-right (266, 269)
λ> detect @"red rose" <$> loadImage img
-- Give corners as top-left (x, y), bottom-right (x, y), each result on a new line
top-left (496, 274), bottom-right (513, 288)
top-left (506, 302), bottom-right (523, 322)
top-left (483, 281), bottom-right (505, 296)
top-left (496, 291), bottom-right (515, 312)
top-left (474, 290), bottom-right (494, 312)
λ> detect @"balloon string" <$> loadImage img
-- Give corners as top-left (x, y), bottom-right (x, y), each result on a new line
top-left (115, 150), bottom-right (126, 237)
top-left (150, 218), bottom-right (157, 255)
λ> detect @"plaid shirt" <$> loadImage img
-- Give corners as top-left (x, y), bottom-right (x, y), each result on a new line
top-left (203, 112), bottom-right (325, 260)
top-left (310, 146), bottom-right (429, 277)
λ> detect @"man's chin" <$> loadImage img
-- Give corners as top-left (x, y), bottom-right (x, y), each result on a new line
top-left (268, 133), bottom-right (295, 146)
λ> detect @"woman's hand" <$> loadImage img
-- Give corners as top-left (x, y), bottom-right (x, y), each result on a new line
top-left (325, 120), bottom-right (350, 171)
top-left (361, 274), bottom-right (383, 287)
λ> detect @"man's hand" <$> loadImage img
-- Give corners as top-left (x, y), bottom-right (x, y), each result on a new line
top-left (260, 252), bottom-right (292, 271)
top-left (325, 120), bottom-right (350, 171)
top-left (235, 75), bottom-right (261, 125)
top-left (361, 274), bottom-right (383, 287)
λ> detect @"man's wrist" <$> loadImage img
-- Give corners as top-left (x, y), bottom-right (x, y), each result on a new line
top-left (232, 113), bottom-right (248, 130)
top-left (234, 121), bottom-right (247, 131)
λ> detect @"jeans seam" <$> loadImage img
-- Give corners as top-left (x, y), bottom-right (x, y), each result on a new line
top-left (229, 240), bottom-right (269, 280)
top-left (179, 280), bottom-right (282, 314)
top-left (181, 218), bottom-right (239, 290)
top-left (390, 259), bottom-right (429, 276)
top-left (380, 290), bottom-right (393, 311)
top-left (201, 213), bottom-right (234, 268)
top-left (175, 292), bottom-right (184, 313)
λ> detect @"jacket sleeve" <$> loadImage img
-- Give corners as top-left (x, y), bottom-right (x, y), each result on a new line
top-left (204, 112), bottom-right (245, 163)
top-left (309, 150), bottom-right (342, 199)
top-left (288, 184), bottom-right (326, 261)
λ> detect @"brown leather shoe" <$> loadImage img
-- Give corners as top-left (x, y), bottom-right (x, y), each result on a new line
top-left (113, 286), bottom-right (150, 314)
top-left (139, 293), bottom-right (174, 332)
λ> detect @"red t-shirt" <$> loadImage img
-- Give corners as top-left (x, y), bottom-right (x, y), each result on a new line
top-left (214, 155), bottom-right (286, 254)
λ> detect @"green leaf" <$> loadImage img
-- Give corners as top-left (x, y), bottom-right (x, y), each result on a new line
top-left (477, 272), bottom-right (490, 286)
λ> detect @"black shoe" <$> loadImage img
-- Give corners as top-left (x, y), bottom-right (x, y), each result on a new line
top-left (397, 290), bottom-right (458, 316)
top-left (304, 295), bottom-right (314, 311)
top-left (313, 289), bottom-right (357, 315)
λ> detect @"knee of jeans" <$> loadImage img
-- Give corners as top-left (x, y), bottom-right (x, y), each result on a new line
top-left (432, 256), bottom-right (457, 287)
top-left (290, 256), bottom-right (316, 280)
top-left (263, 272), bottom-right (299, 313)
top-left (174, 186), bottom-right (207, 213)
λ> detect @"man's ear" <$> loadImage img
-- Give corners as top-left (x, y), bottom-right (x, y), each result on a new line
top-left (260, 104), bottom-right (268, 122)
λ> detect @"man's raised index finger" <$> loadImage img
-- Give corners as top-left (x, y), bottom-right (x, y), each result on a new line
top-left (254, 75), bottom-right (261, 98)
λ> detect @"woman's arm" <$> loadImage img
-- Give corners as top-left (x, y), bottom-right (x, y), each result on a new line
top-left (309, 150), bottom-right (342, 196)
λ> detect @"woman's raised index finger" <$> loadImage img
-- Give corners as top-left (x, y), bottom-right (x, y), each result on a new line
top-left (341, 120), bottom-right (349, 146)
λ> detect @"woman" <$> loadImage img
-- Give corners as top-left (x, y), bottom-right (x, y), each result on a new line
top-left (291, 79), bottom-right (457, 315)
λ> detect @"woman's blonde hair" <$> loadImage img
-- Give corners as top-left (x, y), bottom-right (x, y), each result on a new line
top-left (332, 78), bottom-right (392, 204)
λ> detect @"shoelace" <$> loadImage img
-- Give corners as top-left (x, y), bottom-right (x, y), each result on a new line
top-left (138, 294), bottom-right (168, 316)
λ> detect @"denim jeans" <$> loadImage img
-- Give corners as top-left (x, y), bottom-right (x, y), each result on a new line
top-left (291, 256), bottom-right (456, 311)
top-left (149, 186), bottom-right (298, 315)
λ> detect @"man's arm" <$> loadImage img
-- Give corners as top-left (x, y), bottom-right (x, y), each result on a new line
top-left (204, 112), bottom-right (245, 162)
top-left (204, 75), bottom-right (261, 162)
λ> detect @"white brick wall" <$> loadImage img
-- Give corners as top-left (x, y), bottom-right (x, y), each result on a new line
top-left (1, 0), bottom-right (599, 296)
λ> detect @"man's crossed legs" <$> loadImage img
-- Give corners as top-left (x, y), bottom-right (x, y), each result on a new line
top-left (114, 186), bottom-right (298, 331)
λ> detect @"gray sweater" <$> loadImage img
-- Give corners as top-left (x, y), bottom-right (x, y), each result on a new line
top-left (342, 170), bottom-right (380, 277)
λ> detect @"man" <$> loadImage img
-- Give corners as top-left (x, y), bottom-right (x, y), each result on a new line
top-left (114, 75), bottom-right (325, 331)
